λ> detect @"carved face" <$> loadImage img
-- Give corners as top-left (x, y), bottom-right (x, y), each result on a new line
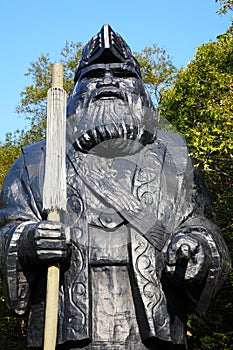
top-left (67, 63), bottom-right (157, 156)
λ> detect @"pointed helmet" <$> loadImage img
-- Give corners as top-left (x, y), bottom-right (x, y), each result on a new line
top-left (74, 24), bottom-right (141, 82)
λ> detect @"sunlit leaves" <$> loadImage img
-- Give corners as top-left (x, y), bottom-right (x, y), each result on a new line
top-left (14, 42), bottom-right (83, 146)
top-left (161, 28), bottom-right (233, 173)
top-left (0, 141), bottom-right (21, 188)
top-left (160, 26), bottom-right (233, 350)
top-left (134, 44), bottom-right (177, 107)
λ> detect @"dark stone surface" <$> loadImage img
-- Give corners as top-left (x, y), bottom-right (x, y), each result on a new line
top-left (0, 24), bottom-right (231, 349)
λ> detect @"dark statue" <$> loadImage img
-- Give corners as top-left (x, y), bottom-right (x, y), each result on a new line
top-left (0, 25), bottom-right (231, 349)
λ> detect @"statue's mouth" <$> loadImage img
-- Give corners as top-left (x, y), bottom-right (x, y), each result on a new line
top-left (92, 87), bottom-right (125, 101)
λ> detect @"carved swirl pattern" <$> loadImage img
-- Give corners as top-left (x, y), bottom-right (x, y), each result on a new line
top-left (134, 233), bottom-right (162, 309)
top-left (134, 146), bottom-right (165, 217)
top-left (132, 231), bottom-right (171, 334)
top-left (65, 162), bottom-right (89, 332)
top-left (69, 240), bottom-right (87, 330)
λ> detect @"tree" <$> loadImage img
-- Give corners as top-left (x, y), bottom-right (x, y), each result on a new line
top-left (134, 44), bottom-right (177, 107)
top-left (0, 138), bottom-right (21, 189)
top-left (160, 27), bottom-right (233, 192)
top-left (215, 0), bottom-right (233, 14)
top-left (14, 41), bottom-right (83, 145)
top-left (160, 27), bottom-right (233, 350)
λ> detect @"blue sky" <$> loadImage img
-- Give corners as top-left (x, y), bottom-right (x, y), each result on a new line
top-left (0, 0), bottom-right (231, 142)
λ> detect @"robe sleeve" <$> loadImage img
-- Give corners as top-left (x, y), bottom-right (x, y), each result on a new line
top-left (158, 131), bottom-right (231, 314)
top-left (0, 150), bottom-right (43, 315)
top-left (173, 161), bottom-right (231, 314)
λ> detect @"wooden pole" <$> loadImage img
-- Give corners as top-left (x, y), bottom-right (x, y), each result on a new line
top-left (43, 63), bottom-right (67, 350)
top-left (52, 62), bottom-right (63, 88)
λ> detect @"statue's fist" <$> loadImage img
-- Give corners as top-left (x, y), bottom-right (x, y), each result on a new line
top-left (165, 234), bottom-right (211, 285)
top-left (18, 221), bottom-right (70, 266)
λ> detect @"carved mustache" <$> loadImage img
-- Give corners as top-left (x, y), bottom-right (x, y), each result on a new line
top-left (74, 123), bottom-right (140, 153)
top-left (73, 122), bottom-right (154, 153)
top-left (91, 87), bottom-right (126, 102)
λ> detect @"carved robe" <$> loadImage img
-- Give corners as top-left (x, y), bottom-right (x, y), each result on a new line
top-left (0, 131), bottom-right (229, 349)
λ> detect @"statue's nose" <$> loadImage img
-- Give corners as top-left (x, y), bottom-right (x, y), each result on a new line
top-left (96, 73), bottom-right (119, 88)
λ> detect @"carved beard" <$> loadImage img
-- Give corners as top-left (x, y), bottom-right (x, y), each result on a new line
top-left (67, 93), bottom-right (157, 157)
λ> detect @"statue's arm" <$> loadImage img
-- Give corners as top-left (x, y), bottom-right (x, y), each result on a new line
top-left (165, 164), bottom-right (231, 314)
top-left (0, 151), bottom-right (70, 315)
top-left (0, 155), bottom-right (41, 315)
top-left (166, 219), bottom-right (230, 313)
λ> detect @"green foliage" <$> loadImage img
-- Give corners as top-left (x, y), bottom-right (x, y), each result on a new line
top-left (161, 27), bottom-right (233, 350)
top-left (160, 29), bottom-right (233, 223)
top-left (0, 140), bottom-right (21, 189)
top-left (134, 44), bottom-right (177, 107)
top-left (14, 41), bottom-right (83, 145)
top-left (161, 30), bottom-right (233, 173)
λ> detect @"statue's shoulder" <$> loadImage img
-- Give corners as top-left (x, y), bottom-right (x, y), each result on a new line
top-left (5, 140), bottom-right (45, 178)
top-left (22, 140), bottom-right (45, 159)
top-left (156, 130), bottom-right (187, 148)
top-left (154, 130), bottom-right (190, 176)
top-left (21, 140), bottom-right (46, 178)
top-left (2, 141), bottom-right (45, 192)
top-left (5, 140), bottom-right (45, 175)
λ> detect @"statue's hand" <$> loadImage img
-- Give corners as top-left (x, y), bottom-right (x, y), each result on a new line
top-left (18, 221), bottom-right (70, 266)
top-left (165, 234), bottom-right (211, 285)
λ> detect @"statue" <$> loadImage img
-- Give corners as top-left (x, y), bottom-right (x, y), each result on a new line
top-left (0, 25), bottom-right (230, 350)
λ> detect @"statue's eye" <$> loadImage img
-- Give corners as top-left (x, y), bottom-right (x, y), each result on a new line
top-left (81, 69), bottom-right (105, 80)
top-left (112, 69), bottom-right (138, 79)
